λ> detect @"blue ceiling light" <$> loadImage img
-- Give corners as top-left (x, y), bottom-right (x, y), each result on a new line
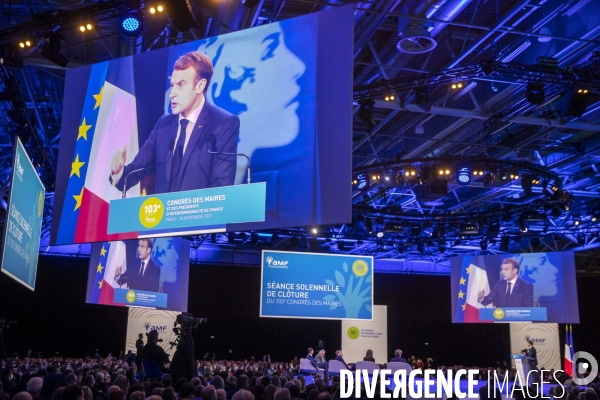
top-left (457, 167), bottom-right (471, 185)
top-left (120, 11), bottom-right (144, 35)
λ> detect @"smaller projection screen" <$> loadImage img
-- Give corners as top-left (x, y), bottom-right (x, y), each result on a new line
top-left (451, 252), bottom-right (579, 323)
top-left (260, 250), bottom-right (374, 320)
top-left (86, 237), bottom-right (190, 311)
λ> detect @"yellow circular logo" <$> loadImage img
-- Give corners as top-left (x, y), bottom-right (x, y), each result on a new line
top-left (37, 191), bottom-right (44, 217)
top-left (352, 260), bottom-right (369, 277)
top-left (493, 308), bottom-right (505, 320)
top-left (348, 327), bottom-right (360, 339)
top-left (139, 197), bottom-right (164, 228)
top-left (126, 290), bottom-right (136, 303)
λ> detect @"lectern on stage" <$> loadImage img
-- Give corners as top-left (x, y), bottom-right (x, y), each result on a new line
top-left (512, 354), bottom-right (535, 386)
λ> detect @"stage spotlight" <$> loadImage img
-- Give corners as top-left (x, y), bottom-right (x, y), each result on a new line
top-left (40, 32), bottom-right (68, 67)
top-left (384, 93), bottom-right (396, 102)
top-left (415, 87), bottom-right (431, 112)
top-left (376, 231), bottom-right (384, 238)
top-left (149, 6), bottom-right (156, 13)
top-left (370, 173), bottom-right (380, 183)
top-left (438, 167), bottom-right (451, 176)
top-left (404, 168), bottom-right (417, 178)
top-left (573, 215), bottom-right (581, 226)
top-left (551, 184), bottom-right (559, 192)
top-left (592, 208), bottom-right (600, 223)
top-left (472, 168), bottom-right (485, 176)
top-left (499, 236), bottom-right (510, 252)
top-left (357, 99), bottom-right (376, 129)
top-left (518, 216), bottom-right (528, 233)
top-left (526, 82), bottom-right (545, 105)
top-left (410, 224), bottom-right (422, 236)
top-left (564, 87), bottom-right (591, 117)
top-left (79, 25), bottom-right (86, 32)
top-left (18, 40), bottom-right (32, 48)
top-left (457, 167), bottom-right (471, 185)
top-left (365, 218), bottom-right (373, 234)
top-left (451, 82), bottom-right (463, 90)
top-left (531, 177), bottom-right (540, 185)
top-left (157, 5), bottom-right (164, 11)
top-left (353, 173), bottom-right (368, 191)
top-left (509, 172), bottom-right (520, 180)
top-left (311, 227), bottom-right (318, 234)
top-left (120, 10), bottom-right (144, 36)
top-left (480, 240), bottom-right (488, 250)
top-left (521, 174), bottom-right (532, 196)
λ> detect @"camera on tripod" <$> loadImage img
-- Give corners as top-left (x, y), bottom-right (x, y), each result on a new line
top-left (175, 313), bottom-right (207, 331)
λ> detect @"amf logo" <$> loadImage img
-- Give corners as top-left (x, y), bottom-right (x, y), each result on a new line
top-left (144, 322), bottom-right (168, 331)
top-left (265, 256), bottom-right (289, 268)
top-left (524, 335), bottom-right (546, 344)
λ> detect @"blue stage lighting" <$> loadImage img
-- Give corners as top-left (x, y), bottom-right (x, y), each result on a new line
top-left (120, 11), bottom-right (143, 35)
top-left (457, 167), bottom-right (471, 185)
top-left (122, 17), bottom-right (140, 32)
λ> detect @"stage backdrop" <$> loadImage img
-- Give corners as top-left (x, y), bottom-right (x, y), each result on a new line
top-left (510, 323), bottom-right (560, 371)
top-left (126, 308), bottom-right (178, 358)
top-left (51, 5), bottom-right (353, 245)
top-left (260, 251), bottom-right (373, 320)
top-left (341, 305), bottom-right (387, 364)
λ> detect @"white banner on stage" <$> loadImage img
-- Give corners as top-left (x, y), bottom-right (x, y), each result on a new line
top-left (126, 308), bottom-right (179, 358)
top-left (510, 323), bottom-right (560, 370)
top-left (341, 305), bottom-right (387, 365)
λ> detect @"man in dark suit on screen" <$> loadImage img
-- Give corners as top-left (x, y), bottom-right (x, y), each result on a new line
top-left (114, 239), bottom-right (160, 292)
top-left (109, 51), bottom-right (240, 194)
top-left (478, 258), bottom-right (534, 308)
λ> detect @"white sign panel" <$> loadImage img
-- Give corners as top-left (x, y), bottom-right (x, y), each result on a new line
top-left (341, 305), bottom-right (387, 364)
top-left (126, 308), bottom-right (179, 358)
top-left (510, 323), bottom-right (561, 371)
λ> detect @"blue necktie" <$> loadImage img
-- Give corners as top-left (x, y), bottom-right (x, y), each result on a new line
top-left (169, 119), bottom-right (189, 191)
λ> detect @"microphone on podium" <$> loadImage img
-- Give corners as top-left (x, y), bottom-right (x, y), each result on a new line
top-left (122, 139), bottom-right (176, 198)
top-left (205, 131), bottom-right (252, 184)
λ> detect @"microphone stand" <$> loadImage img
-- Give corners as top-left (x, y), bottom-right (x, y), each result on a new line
top-left (121, 139), bottom-right (176, 198)
top-left (207, 149), bottom-right (252, 184)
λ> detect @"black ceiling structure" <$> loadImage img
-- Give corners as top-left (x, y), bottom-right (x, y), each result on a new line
top-left (1, 0), bottom-right (600, 274)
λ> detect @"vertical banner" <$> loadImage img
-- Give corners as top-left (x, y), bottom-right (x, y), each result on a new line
top-left (126, 308), bottom-right (179, 358)
top-left (1, 137), bottom-right (45, 290)
top-left (510, 323), bottom-right (561, 370)
top-left (341, 305), bottom-right (387, 364)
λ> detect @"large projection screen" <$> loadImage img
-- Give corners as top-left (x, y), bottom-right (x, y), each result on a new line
top-left (51, 6), bottom-right (353, 245)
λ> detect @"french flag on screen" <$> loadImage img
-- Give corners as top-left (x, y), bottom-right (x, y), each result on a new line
top-left (455, 263), bottom-right (492, 323)
top-left (56, 58), bottom-right (140, 245)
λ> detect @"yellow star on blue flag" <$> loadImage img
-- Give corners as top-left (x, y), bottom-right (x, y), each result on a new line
top-left (93, 85), bottom-right (104, 110)
top-left (71, 154), bottom-right (85, 178)
top-left (73, 187), bottom-right (84, 211)
top-left (100, 246), bottom-right (107, 257)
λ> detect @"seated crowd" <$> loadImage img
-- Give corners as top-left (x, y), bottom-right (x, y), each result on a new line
top-left (2, 347), bottom-right (600, 400)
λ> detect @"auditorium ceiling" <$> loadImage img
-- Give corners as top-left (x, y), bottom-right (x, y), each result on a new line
top-left (1, 0), bottom-right (600, 273)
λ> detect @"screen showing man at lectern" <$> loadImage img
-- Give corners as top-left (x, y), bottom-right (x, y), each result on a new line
top-left (451, 251), bottom-right (579, 323)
